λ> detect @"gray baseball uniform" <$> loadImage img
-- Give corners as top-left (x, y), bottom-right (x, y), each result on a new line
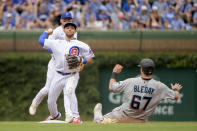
top-left (103, 76), bottom-right (176, 122)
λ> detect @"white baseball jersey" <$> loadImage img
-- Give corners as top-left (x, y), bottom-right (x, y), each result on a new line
top-left (32, 26), bottom-right (80, 118)
top-left (111, 76), bottom-right (176, 121)
top-left (47, 26), bottom-right (78, 69)
top-left (43, 39), bottom-right (94, 73)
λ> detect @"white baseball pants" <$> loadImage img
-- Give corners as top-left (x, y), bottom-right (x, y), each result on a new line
top-left (48, 71), bottom-right (79, 117)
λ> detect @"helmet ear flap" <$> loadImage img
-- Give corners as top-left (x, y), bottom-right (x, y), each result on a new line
top-left (142, 67), bottom-right (154, 75)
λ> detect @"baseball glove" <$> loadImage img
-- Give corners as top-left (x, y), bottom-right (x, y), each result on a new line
top-left (66, 54), bottom-right (82, 69)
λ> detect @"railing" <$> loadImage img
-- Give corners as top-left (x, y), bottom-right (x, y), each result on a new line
top-left (0, 30), bottom-right (197, 52)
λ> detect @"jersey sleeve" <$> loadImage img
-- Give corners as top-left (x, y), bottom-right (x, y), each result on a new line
top-left (112, 78), bottom-right (131, 93)
top-left (43, 39), bottom-right (56, 51)
top-left (160, 83), bottom-right (176, 100)
top-left (81, 43), bottom-right (95, 58)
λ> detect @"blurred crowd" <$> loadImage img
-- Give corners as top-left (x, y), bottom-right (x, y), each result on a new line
top-left (0, 0), bottom-right (197, 30)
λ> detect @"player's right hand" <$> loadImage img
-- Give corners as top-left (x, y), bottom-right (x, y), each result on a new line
top-left (171, 83), bottom-right (183, 92)
top-left (45, 28), bottom-right (53, 35)
top-left (113, 64), bottom-right (123, 74)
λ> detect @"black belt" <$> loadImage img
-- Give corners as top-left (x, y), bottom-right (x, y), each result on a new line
top-left (57, 71), bottom-right (76, 76)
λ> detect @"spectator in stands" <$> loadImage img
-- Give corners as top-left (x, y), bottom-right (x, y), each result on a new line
top-left (70, 4), bottom-right (82, 27)
top-left (86, 14), bottom-right (101, 29)
top-left (88, 0), bottom-right (102, 20)
top-left (83, 4), bottom-right (96, 27)
top-left (128, 5), bottom-right (138, 29)
top-left (2, 5), bottom-right (19, 29)
top-left (0, 13), bottom-right (15, 29)
top-left (153, 0), bottom-right (168, 16)
top-left (0, 0), bottom-right (197, 31)
top-left (112, 10), bottom-right (130, 31)
top-left (98, 5), bottom-right (110, 21)
top-left (123, 0), bottom-right (138, 13)
top-left (111, 6), bottom-right (122, 30)
top-left (163, 5), bottom-right (175, 29)
top-left (165, 0), bottom-right (176, 6)
top-left (100, 13), bottom-right (112, 30)
top-left (136, 5), bottom-right (150, 30)
top-left (86, 11), bottom-right (111, 31)
top-left (136, 0), bottom-right (151, 13)
top-left (171, 12), bottom-right (185, 30)
top-left (150, 5), bottom-right (162, 29)
top-left (49, 2), bottom-right (64, 26)
top-left (13, 0), bottom-right (27, 15)
top-left (105, 0), bottom-right (119, 14)
top-left (36, 4), bottom-right (51, 28)
top-left (101, 0), bottom-right (108, 6)
top-left (40, 0), bottom-right (53, 15)
top-left (2, 0), bottom-right (13, 12)
top-left (0, 0), bottom-right (6, 23)
top-left (98, 5), bottom-right (112, 30)
top-left (64, 0), bottom-right (73, 5)
top-left (53, 0), bottom-right (68, 12)
top-left (17, 6), bottom-right (35, 29)
top-left (177, 0), bottom-right (192, 24)
top-left (116, 12), bottom-right (125, 30)
top-left (192, 3), bottom-right (197, 29)
top-left (193, 0), bottom-right (197, 4)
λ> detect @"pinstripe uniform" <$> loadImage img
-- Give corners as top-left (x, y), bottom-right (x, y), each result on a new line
top-left (103, 76), bottom-right (176, 122)
top-left (32, 26), bottom-right (79, 117)
top-left (43, 39), bottom-right (94, 117)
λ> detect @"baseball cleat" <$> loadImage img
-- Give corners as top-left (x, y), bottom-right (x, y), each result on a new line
top-left (72, 116), bottom-right (82, 123)
top-left (65, 114), bottom-right (73, 123)
top-left (93, 103), bottom-right (103, 123)
top-left (44, 112), bottom-right (61, 121)
top-left (29, 101), bottom-right (38, 115)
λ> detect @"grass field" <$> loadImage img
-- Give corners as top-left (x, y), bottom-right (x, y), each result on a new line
top-left (0, 122), bottom-right (197, 131)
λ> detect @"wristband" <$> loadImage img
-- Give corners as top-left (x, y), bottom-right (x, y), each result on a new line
top-left (43, 32), bottom-right (48, 36)
top-left (38, 32), bottom-right (48, 47)
top-left (83, 58), bottom-right (87, 64)
top-left (111, 72), bottom-right (118, 79)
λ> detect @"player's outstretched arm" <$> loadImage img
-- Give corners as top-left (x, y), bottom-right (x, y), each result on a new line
top-left (79, 57), bottom-right (93, 72)
top-left (38, 28), bottom-right (53, 47)
top-left (171, 83), bottom-right (183, 100)
top-left (109, 64), bottom-right (123, 91)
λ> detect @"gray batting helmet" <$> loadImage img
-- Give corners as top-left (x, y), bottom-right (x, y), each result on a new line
top-left (138, 58), bottom-right (155, 75)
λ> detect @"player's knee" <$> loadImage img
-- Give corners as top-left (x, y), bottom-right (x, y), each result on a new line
top-left (43, 90), bottom-right (49, 96)
top-left (41, 86), bottom-right (49, 95)
top-left (65, 87), bottom-right (74, 95)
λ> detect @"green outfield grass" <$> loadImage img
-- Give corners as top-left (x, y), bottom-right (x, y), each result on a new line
top-left (0, 122), bottom-right (197, 131)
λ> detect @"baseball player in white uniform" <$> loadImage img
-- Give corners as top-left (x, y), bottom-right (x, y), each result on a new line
top-left (29, 12), bottom-right (83, 123)
top-left (38, 22), bottom-right (94, 123)
top-left (93, 58), bottom-right (183, 123)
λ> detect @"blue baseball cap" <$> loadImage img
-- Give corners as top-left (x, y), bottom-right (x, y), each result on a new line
top-left (61, 12), bottom-right (72, 19)
top-left (64, 22), bottom-right (77, 29)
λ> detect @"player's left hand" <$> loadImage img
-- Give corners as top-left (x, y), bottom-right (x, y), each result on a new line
top-left (113, 64), bottom-right (123, 74)
top-left (79, 64), bottom-right (84, 72)
top-left (66, 54), bottom-right (82, 69)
